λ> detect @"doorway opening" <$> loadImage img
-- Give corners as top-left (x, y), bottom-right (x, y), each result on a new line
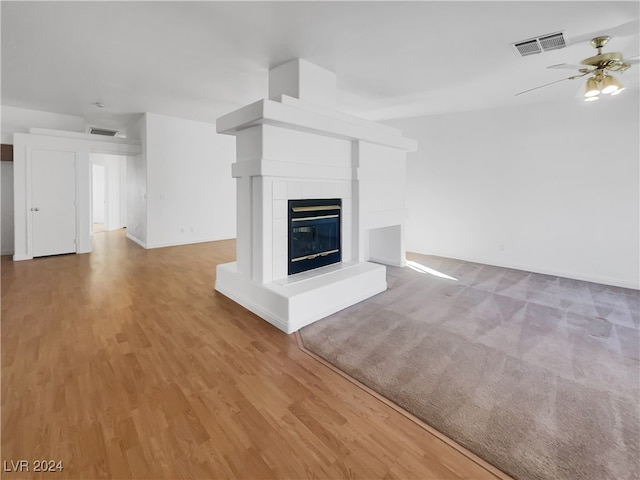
top-left (92, 164), bottom-right (106, 233)
top-left (90, 154), bottom-right (127, 235)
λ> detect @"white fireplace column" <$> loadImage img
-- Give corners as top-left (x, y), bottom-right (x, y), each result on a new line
top-left (215, 59), bottom-right (417, 334)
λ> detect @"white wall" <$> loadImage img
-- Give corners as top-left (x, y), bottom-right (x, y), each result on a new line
top-left (388, 92), bottom-right (640, 289)
top-left (1, 162), bottom-right (15, 255)
top-left (1, 105), bottom-right (85, 144)
top-left (145, 112), bottom-right (236, 248)
top-left (126, 116), bottom-right (147, 247)
top-left (357, 141), bottom-right (408, 266)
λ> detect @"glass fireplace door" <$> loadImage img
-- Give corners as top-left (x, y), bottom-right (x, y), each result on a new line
top-left (288, 199), bottom-right (341, 275)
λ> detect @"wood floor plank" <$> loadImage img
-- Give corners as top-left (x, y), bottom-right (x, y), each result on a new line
top-left (1, 230), bottom-right (508, 479)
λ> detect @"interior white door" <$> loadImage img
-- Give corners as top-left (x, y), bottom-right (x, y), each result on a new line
top-left (31, 149), bottom-right (77, 257)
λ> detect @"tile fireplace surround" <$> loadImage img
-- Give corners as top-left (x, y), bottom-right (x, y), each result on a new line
top-left (215, 59), bottom-right (416, 333)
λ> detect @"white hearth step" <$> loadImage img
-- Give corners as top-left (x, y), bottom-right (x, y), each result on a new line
top-left (215, 261), bottom-right (387, 334)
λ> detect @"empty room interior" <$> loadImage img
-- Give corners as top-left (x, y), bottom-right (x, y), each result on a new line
top-left (1, 2), bottom-right (639, 480)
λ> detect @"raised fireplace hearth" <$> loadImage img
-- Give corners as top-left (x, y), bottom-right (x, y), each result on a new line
top-left (214, 58), bottom-right (416, 333)
top-left (289, 199), bottom-right (341, 275)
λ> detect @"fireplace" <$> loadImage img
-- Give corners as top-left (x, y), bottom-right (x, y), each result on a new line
top-left (289, 199), bottom-right (341, 275)
top-left (214, 58), bottom-right (416, 333)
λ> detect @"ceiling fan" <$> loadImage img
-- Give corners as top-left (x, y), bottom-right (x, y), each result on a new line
top-left (515, 21), bottom-right (639, 99)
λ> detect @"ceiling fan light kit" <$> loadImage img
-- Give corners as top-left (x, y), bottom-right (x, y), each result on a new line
top-left (601, 74), bottom-right (623, 94)
top-left (584, 77), bottom-right (601, 97)
top-left (583, 72), bottom-right (625, 101)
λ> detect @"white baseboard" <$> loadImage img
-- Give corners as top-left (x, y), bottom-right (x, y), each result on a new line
top-left (369, 255), bottom-right (407, 268)
top-left (409, 250), bottom-right (639, 290)
top-left (146, 235), bottom-right (235, 250)
top-left (126, 233), bottom-right (147, 248)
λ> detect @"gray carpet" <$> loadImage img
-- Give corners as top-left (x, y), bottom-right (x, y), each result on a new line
top-left (299, 254), bottom-right (640, 480)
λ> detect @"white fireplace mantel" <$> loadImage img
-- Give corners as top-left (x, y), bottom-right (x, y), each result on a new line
top-left (216, 96), bottom-right (415, 151)
top-left (215, 59), bottom-right (416, 334)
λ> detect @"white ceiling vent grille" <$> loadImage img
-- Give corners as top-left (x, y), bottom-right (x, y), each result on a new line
top-left (539, 32), bottom-right (566, 51)
top-left (89, 127), bottom-right (118, 136)
top-left (514, 39), bottom-right (541, 56)
top-left (513, 31), bottom-right (566, 56)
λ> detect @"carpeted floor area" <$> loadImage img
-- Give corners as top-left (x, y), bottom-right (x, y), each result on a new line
top-left (299, 254), bottom-right (640, 480)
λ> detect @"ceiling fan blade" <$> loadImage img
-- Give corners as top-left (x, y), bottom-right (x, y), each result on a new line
top-left (547, 63), bottom-right (590, 70)
top-left (625, 56), bottom-right (640, 64)
top-left (567, 19), bottom-right (640, 46)
top-left (514, 73), bottom-right (588, 96)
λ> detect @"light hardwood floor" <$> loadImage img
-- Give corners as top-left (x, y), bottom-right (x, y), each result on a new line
top-left (1, 230), bottom-right (506, 479)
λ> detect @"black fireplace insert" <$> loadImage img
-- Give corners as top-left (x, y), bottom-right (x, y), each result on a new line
top-left (288, 198), bottom-right (341, 275)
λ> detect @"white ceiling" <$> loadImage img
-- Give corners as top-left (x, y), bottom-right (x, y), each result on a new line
top-left (2, 1), bottom-right (639, 134)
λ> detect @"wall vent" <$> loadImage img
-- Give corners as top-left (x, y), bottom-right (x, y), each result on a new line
top-left (513, 31), bottom-right (565, 56)
top-left (89, 127), bottom-right (118, 136)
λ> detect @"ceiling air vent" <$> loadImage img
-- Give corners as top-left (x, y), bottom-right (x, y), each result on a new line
top-left (539, 32), bottom-right (566, 51)
top-left (89, 127), bottom-right (118, 136)
top-left (513, 31), bottom-right (566, 56)
top-left (514, 39), bottom-right (541, 56)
